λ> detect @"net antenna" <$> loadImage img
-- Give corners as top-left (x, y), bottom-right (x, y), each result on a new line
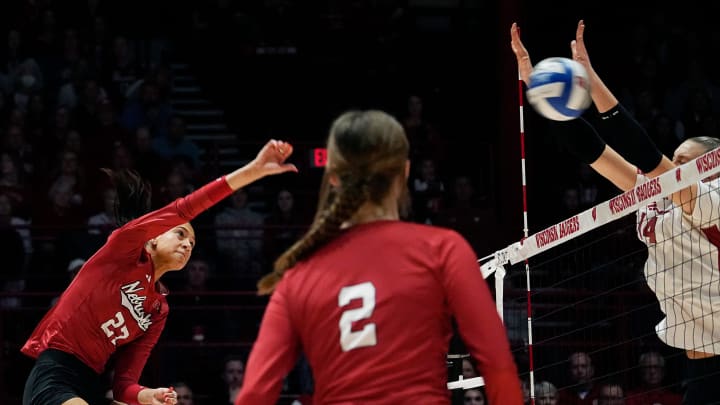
top-left (473, 26), bottom-right (538, 400)
top-left (502, 30), bottom-right (538, 401)
top-left (447, 25), bottom-right (534, 394)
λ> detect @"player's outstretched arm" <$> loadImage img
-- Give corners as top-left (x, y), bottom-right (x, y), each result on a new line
top-left (224, 139), bottom-right (298, 191)
top-left (571, 20), bottom-right (699, 211)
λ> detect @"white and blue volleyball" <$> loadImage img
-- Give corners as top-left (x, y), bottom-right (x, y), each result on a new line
top-left (527, 57), bottom-right (591, 121)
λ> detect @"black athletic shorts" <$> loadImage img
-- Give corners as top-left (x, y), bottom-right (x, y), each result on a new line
top-left (23, 349), bottom-right (111, 405)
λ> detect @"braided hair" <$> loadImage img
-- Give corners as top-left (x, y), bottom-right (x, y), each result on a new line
top-left (257, 110), bottom-right (409, 294)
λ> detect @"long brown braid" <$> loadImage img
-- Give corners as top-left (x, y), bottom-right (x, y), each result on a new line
top-left (257, 110), bottom-right (409, 295)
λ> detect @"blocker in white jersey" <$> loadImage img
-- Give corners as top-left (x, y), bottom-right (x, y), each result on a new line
top-left (511, 19), bottom-right (720, 405)
top-left (636, 175), bottom-right (720, 355)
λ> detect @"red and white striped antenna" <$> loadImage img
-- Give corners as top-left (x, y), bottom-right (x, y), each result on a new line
top-left (516, 25), bottom-right (537, 405)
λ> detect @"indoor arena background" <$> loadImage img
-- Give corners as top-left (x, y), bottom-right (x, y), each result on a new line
top-left (0, 0), bottom-right (714, 403)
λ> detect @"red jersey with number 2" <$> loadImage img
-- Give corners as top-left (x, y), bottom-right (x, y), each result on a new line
top-left (236, 220), bottom-right (523, 405)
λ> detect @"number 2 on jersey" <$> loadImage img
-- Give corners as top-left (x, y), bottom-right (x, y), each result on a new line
top-left (338, 282), bottom-right (377, 352)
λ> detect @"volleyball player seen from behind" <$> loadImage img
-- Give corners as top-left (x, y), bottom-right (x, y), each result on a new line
top-left (511, 20), bottom-right (720, 404)
top-left (21, 140), bottom-right (297, 405)
top-left (237, 110), bottom-right (523, 404)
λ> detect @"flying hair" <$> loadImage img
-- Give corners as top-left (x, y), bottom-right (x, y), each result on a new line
top-left (100, 168), bottom-right (153, 227)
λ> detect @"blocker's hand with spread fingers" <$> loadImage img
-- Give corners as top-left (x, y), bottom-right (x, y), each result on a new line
top-left (510, 22), bottom-right (533, 86)
top-left (570, 19), bottom-right (598, 82)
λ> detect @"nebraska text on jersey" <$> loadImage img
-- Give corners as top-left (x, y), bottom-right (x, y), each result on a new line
top-left (121, 281), bottom-right (152, 331)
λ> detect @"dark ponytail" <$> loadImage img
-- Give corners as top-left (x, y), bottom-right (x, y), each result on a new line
top-left (101, 168), bottom-right (152, 227)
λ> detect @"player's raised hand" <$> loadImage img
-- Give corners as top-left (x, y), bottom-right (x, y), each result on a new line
top-left (510, 22), bottom-right (533, 86)
top-left (571, 20), bottom-right (595, 77)
top-left (251, 139), bottom-right (298, 176)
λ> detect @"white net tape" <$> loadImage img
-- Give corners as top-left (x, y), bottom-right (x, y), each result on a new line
top-left (481, 147), bottom-right (720, 273)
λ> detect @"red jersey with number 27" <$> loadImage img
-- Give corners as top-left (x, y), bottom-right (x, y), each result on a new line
top-left (22, 177), bottom-right (232, 405)
top-left (237, 220), bottom-right (523, 405)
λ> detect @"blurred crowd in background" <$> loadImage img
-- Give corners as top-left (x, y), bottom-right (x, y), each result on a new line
top-left (0, 0), bottom-right (718, 403)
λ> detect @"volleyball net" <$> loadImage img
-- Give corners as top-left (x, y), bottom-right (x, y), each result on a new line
top-left (448, 147), bottom-right (720, 400)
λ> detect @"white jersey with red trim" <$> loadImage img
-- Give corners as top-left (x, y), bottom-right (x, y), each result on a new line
top-left (636, 175), bottom-right (720, 354)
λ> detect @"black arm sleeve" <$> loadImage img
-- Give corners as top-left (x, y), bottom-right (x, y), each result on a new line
top-left (595, 104), bottom-right (664, 173)
top-left (551, 117), bottom-right (607, 165)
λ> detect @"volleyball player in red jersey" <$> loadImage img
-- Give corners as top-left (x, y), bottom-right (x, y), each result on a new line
top-left (21, 140), bottom-right (297, 405)
top-left (237, 111), bottom-right (523, 404)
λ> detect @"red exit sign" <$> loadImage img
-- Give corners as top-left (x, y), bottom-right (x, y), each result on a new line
top-left (310, 147), bottom-right (327, 168)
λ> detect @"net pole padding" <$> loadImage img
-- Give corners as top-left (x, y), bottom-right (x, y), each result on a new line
top-left (446, 354), bottom-right (486, 390)
top-left (481, 145), bottom-right (720, 270)
top-left (446, 376), bottom-right (486, 390)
